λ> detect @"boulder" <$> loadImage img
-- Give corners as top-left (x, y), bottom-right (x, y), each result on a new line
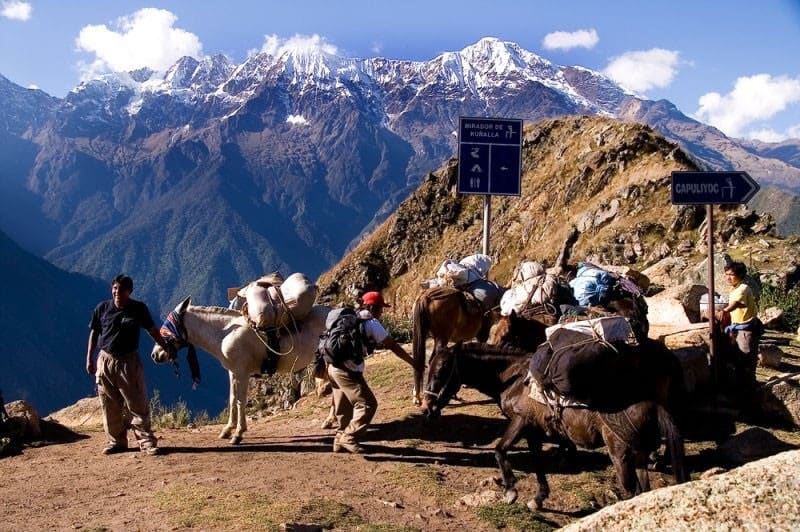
top-left (645, 281), bottom-right (709, 325)
top-left (759, 344), bottom-right (783, 369)
top-left (642, 256), bottom-right (689, 290)
top-left (760, 374), bottom-right (800, 427)
top-left (5, 400), bottom-right (41, 439)
top-left (562, 450), bottom-right (800, 531)
top-left (760, 306), bottom-right (785, 330)
top-left (47, 397), bottom-right (104, 428)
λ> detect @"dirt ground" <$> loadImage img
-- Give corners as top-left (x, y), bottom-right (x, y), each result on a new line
top-left (3, 330), bottom-right (800, 532)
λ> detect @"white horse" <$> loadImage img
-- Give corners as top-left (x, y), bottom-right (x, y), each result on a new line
top-left (151, 296), bottom-right (330, 444)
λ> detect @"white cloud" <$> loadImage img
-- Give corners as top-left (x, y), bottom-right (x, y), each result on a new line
top-left (259, 34), bottom-right (338, 57)
top-left (286, 114), bottom-right (308, 125)
top-left (542, 29), bottom-right (599, 51)
top-left (744, 127), bottom-right (788, 143)
top-left (75, 8), bottom-right (202, 79)
top-left (694, 74), bottom-right (800, 140)
top-left (371, 41), bottom-right (383, 55)
top-left (1, 0), bottom-right (32, 21)
top-left (27, 83), bottom-right (38, 90)
top-left (603, 48), bottom-right (680, 93)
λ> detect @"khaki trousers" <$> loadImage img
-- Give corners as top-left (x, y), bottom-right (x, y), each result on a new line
top-left (327, 365), bottom-right (377, 443)
top-left (96, 350), bottom-right (157, 449)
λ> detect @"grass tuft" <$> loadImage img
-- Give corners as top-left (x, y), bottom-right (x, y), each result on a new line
top-left (476, 502), bottom-right (557, 531)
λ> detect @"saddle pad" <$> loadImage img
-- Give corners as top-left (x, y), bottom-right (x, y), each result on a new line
top-left (527, 371), bottom-right (588, 408)
top-left (545, 316), bottom-right (637, 346)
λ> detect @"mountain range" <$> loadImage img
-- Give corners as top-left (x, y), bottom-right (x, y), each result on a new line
top-left (2, 37), bottom-right (799, 312)
top-left (2, 37), bottom-right (800, 413)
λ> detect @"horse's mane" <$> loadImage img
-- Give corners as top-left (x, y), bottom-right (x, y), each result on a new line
top-left (457, 341), bottom-right (532, 360)
top-left (188, 305), bottom-right (241, 316)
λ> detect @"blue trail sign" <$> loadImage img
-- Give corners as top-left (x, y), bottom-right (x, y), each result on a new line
top-left (671, 171), bottom-right (760, 205)
top-left (458, 117), bottom-right (522, 196)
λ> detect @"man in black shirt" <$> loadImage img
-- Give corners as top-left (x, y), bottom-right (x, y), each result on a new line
top-left (86, 274), bottom-right (172, 456)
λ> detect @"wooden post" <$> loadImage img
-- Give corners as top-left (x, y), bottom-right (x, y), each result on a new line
top-left (707, 204), bottom-right (717, 385)
top-left (482, 195), bottom-right (491, 255)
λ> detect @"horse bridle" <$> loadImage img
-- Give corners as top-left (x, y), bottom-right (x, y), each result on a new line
top-left (159, 309), bottom-right (188, 360)
top-left (423, 350), bottom-right (460, 403)
top-left (158, 308), bottom-right (201, 387)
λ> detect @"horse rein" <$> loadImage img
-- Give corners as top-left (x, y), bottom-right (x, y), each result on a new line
top-left (423, 350), bottom-right (460, 402)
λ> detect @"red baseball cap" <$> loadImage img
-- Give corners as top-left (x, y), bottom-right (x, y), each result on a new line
top-left (362, 291), bottom-right (390, 307)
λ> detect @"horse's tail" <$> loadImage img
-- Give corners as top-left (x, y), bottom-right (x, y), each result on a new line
top-left (413, 293), bottom-right (430, 374)
top-left (657, 404), bottom-right (688, 484)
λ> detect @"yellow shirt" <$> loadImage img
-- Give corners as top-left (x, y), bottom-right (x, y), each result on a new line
top-left (728, 283), bottom-right (756, 324)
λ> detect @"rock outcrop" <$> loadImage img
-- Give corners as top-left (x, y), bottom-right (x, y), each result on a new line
top-left (563, 450), bottom-right (800, 531)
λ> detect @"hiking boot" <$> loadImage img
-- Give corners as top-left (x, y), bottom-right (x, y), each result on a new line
top-left (141, 446), bottom-right (163, 456)
top-left (101, 444), bottom-right (127, 455)
top-left (333, 441), bottom-right (364, 454)
top-left (333, 435), bottom-right (363, 454)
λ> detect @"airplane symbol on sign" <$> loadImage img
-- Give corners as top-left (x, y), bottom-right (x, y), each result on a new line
top-left (470, 147), bottom-right (480, 158)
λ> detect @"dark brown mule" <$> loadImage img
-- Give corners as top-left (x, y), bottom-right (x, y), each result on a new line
top-left (492, 313), bottom-right (686, 418)
top-left (412, 286), bottom-right (496, 404)
top-left (421, 342), bottom-right (687, 509)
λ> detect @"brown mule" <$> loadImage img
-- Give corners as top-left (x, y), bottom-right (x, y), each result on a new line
top-left (412, 286), bottom-right (496, 404)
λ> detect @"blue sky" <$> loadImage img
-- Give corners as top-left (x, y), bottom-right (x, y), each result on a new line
top-left (1, 0), bottom-right (799, 142)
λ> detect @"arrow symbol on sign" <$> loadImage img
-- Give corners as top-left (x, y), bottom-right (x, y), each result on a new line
top-left (471, 164), bottom-right (482, 173)
top-left (500, 166), bottom-right (508, 171)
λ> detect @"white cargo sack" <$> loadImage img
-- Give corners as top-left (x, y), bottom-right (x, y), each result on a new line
top-left (544, 316), bottom-right (638, 346)
top-left (238, 272), bottom-right (317, 329)
top-left (435, 254), bottom-right (493, 288)
top-left (500, 261), bottom-right (558, 316)
top-left (237, 272), bottom-right (285, 329)
top-left (459, 254), bottom-right (493, 279)
top-left (279, 272), bottom-right (317, 322)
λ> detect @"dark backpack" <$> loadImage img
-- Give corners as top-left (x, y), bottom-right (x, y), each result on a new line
top-left (317, 307), bottom-right (369, 367)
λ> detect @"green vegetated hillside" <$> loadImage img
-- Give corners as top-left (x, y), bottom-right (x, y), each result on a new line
top-left (317, 115), bottom-right (798, 315)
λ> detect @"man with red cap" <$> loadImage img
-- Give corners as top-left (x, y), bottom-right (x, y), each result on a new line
top-left (326, 290), bottom-right (415, 453)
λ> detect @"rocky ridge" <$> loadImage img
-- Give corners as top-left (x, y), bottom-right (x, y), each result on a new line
top-left (317, 115), bottom-right (799, 314)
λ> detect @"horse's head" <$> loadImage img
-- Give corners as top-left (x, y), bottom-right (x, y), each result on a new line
top-left (420, 345), bottom-right (463, 419)
top-left (488, 310), bottom-right (549, 350)
top-left (488, 313), bottom-right (513, 345)
top-left (151, 296), bottom-right (191, 364)
top-left (607, 290), bottom-right (650, 342)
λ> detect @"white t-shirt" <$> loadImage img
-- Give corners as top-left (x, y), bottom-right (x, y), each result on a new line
top-left (341, 310), bottom-right (388, 372)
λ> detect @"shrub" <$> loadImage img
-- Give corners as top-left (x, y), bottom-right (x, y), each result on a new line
top-left (149, 390), bottom-right (221, 429)
top-left (381, 313), bottom-right (413, 344)
top-left (759, 283), bottom-right (800, 331)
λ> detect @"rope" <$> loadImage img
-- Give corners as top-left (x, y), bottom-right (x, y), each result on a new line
top-left (245, 285), bottom-right (302, 358)
top-left (249, 322), bottom-right (296, 357)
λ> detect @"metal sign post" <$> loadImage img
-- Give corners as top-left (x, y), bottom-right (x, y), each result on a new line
top-left (458, 117), bottom-right (522, 255)
top-left (671, 171), bottom-right (760, 386)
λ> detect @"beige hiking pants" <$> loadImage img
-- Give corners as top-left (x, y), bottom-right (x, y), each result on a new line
top-left (327, 365), bottom-right (377, 443)
top-left (96, 350), bottom-right (157, 450)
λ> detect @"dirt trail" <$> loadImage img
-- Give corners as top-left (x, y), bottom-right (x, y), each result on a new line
top-left (3, 334), bottom-right (799, 531)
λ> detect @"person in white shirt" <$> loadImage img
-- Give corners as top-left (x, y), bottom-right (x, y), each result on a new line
top-left (327, 291), bottom-right (415, 454)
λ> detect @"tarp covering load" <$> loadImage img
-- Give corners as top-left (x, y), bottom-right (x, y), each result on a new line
top-left (500, 261), bottom-right (565, 316)
top-left (229, 272), bottom-right (317, 330)
top-left (569, 263), bottom-right (614, 307)
top-left (529, 316), bottom-right (640, 409)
